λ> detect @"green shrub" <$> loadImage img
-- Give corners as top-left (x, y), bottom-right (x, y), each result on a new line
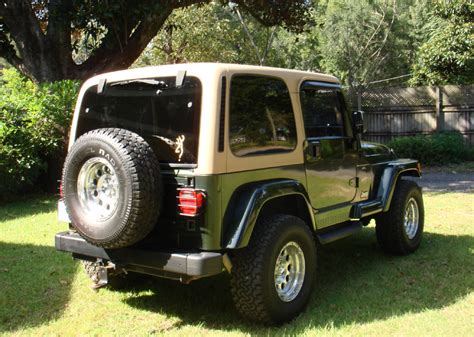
top-left (0, 68), bottom-right (80, 196)
top-left (387, 132), bottom-right (473, 165)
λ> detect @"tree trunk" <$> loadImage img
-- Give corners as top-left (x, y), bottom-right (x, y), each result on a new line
top-left (265, 107), bottom-right (278, 144)
top-left (0, 0), bottom-right (308, 83)
top-left (0, 1), bottom-right (192, 83)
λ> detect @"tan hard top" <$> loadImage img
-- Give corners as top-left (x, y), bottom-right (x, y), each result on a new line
top-left (72, 63), bottom-right (340, 174)
top-left (83, 63), bottom-right (339, 86)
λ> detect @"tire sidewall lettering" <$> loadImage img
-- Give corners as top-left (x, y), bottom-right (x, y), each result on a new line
top-left (99, 148), bottom-right (116, 168)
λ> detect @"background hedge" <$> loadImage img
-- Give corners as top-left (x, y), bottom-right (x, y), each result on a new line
top-left (0, 69), bottom-right (80, 197)
top-left (387, 132), bottom-right (474, 166)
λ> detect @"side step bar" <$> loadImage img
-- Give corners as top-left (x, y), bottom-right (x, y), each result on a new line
top-left (317, 221), bottom-right (362, 244)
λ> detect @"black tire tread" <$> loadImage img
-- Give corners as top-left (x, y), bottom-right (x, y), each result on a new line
top-left (376, 179), bottom-right (423, 255)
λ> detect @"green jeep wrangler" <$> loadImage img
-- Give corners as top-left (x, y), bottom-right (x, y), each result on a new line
top-left (56, 63), bottom-right (424, 324)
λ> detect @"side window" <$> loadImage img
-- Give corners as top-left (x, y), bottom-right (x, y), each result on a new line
top-left (300, 82), bottom-right (345, 138)
top-left (229, 75), bottom-right (297, 157)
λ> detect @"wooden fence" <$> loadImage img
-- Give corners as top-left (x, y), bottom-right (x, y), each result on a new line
top-left (346, 85), bottom-right (474, 145)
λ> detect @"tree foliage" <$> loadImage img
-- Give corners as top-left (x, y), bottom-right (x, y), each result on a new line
top-left (317, 0), bottom-right (398, 86)
top-left (137, 0), bottom-right (446, 87)
top-left (135, 2), bottom-right (290, 67)
top-left (0, 68), bottom-right (79, 194)
top-left (0, 0), bottom-right (310, 83)
top-left (410, 0), bottom-right (474, 85)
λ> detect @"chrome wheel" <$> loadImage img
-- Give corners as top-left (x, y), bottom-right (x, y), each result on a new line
top-left (404, 197), bottom-right (419, 240)
top-left (77, 157), bottom-right (119, 222)
top-left (274, 241), bottom-right (306, 302)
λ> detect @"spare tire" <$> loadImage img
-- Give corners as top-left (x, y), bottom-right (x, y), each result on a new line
top-left (62, 128), bottom-right (162, 249)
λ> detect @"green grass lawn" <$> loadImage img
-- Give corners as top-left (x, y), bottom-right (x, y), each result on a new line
top-left (0, 192), bottom-right (473, 336)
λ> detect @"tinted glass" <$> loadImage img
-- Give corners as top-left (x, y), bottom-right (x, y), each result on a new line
top-left (77, 77), bottom-right (201, 164)
top-left (300, 83), bottom-right (345, 138)
top-left (229, 75), bottom-right (297, 156)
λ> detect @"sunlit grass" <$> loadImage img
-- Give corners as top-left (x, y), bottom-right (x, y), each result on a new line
top-left (0, 192), bottom-right (472, 336)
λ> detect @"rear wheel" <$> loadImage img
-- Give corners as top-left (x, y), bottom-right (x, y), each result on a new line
top-left (376, 180), bottom-right (424, 255)
top-left (230, 214), bottom-right (317, 324)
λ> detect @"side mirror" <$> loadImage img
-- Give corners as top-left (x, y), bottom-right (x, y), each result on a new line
top-left (352, 110), bottom-right (366, 135)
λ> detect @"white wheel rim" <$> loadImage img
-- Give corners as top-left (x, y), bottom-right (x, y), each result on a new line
top-left (274, 241), bottom-right (306, 302)
top-left (77, 157), bottom-right (120, 223)
top-left (404, 197), bottom-right (419, 240)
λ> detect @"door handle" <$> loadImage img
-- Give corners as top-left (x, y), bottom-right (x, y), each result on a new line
top-left (307, 141), bottom-right (321, 159)
top-left (313, 143), bottom-right (321, 158)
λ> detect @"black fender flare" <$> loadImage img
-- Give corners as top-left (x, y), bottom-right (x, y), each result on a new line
top-left (222, 179), bottom-right (314, 249)
top-left (381, 160), bottom-right (421, 212)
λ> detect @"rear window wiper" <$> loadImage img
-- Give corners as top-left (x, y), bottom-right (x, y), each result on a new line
top-left (110, 79), bottom-right (169, 88)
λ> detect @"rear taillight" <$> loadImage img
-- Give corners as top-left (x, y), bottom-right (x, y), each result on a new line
top-left (177, 188), bottom-right (206, 216)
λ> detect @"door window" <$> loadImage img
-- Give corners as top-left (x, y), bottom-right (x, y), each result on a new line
top-left (300, 82), bottom-right (346, 138)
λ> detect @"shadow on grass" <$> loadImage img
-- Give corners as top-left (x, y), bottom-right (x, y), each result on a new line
top-left (121, 229), bottom-right (473, 333)
top-left (0, 242), bottom-right (77, 333)
top-left (0, 195), bottom-right (56, 221)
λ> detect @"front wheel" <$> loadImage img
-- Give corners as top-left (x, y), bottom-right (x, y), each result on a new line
top-left (376, 180), bottom-right (424, 255)
top-left (230, 215), bottom-right (317, 324)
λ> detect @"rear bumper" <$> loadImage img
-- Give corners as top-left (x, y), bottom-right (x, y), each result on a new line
top-left (55, 231), bottom-right (224, 282)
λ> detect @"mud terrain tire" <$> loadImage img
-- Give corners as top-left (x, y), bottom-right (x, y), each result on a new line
top-left (230, 214), bottom-right (317, 324)
top-left (376, 180), bottom-right (424, 255)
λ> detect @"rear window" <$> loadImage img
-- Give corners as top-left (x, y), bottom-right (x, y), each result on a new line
top-left (76, 77), bottom-right (202, 164)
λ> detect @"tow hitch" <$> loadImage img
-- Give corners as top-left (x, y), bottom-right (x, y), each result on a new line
top-left (85, 260), bottom-right (126, 290)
